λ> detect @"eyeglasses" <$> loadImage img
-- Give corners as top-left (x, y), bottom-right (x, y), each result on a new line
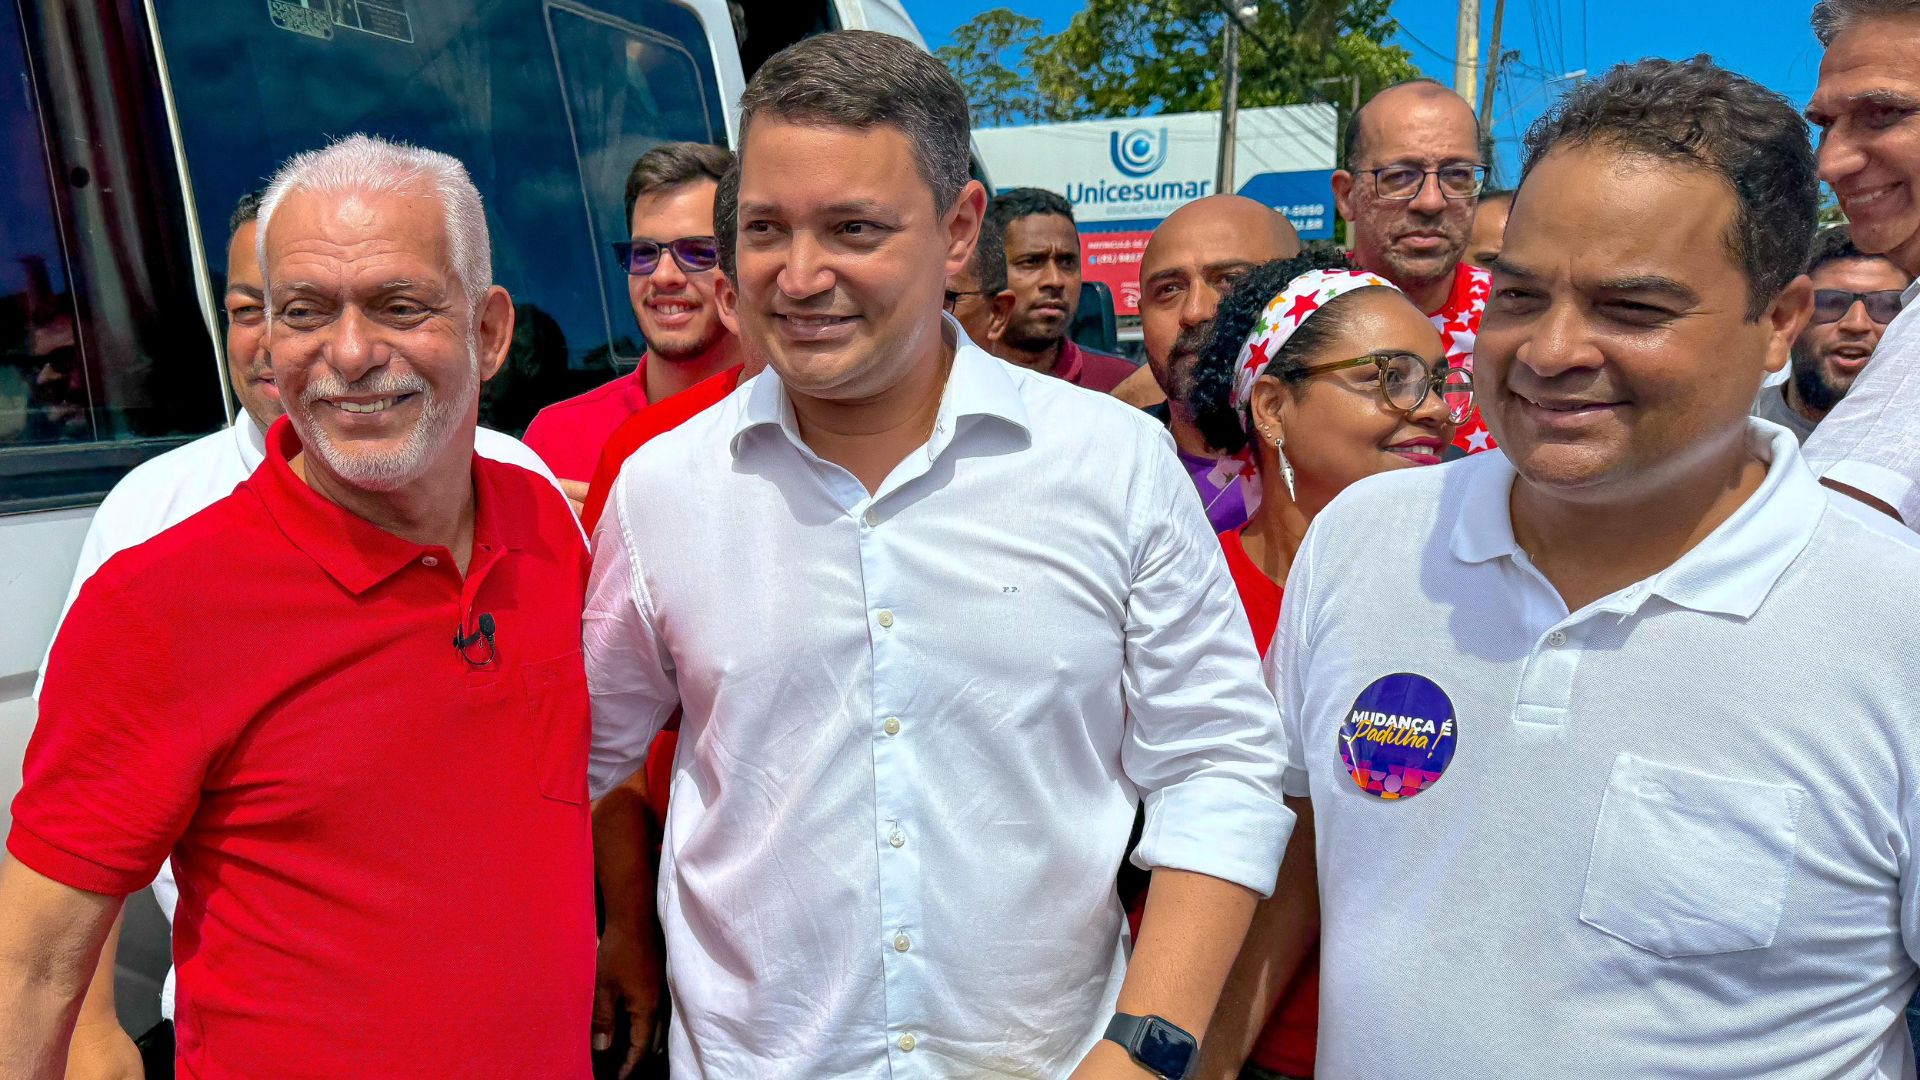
top-left (1292, 351), bottom-right (1475, 424)
top-left (611, 236), bottom-right (721, 276)
top-left (943, 288), bottom-right (990, 312)
top-left (1360, 164), bottom-right (1488, 201)
top-left (1811, 288), bottom-right (1904, 325)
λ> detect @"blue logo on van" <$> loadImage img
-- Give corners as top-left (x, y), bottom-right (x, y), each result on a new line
top-left (1110, 128), bottom-right (1169, 177)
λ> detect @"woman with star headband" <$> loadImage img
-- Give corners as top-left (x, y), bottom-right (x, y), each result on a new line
top-left (1181, 244), bottom-right (1473, 1080)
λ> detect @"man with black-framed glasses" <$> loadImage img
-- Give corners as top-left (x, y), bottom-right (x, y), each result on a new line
top-left (1331, 79), bottom-right (1498, 457)
top-left (524, 142), bottom-right (746, 496)
top-left (1753, 225), bottom-right (1911, 443)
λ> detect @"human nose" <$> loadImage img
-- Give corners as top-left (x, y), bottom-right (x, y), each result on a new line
top-left (776, 231), bottom-right (833, 299)
top-left (1179, 281), bottom-right (1220, 329)
top-left (326, 305), bottom-right (385, 383)
top-left (649, 246), bottom-right (690, 289)
top-left (1513, 302), bottom-right (1600, 378)
top-left (1817, 127), bottom-right (1868, 189)
top-left (1408, 170), bottom-right (1448, 215)
top-left (1836, 298), bottom-right (1877, 334)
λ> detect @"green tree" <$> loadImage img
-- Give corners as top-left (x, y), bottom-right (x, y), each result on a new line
top-left (935, 8), bottom-right (1065, 127)
top-left (1031, 0), bottom-right (1420, 120)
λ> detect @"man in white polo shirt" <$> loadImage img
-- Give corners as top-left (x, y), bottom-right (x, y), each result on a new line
top-left (42, 186), bottom-right (562, 1077)
top-left (1266, 57), bottom-right (1920, 1076)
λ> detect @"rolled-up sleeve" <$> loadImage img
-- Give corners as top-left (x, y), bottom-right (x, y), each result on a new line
top-left (1802, 301), bottom-right (1920, 526)
top-left (584, 474), bottom-right (681, 800)
top-left (1119, 430), bottom-right (1295, 897)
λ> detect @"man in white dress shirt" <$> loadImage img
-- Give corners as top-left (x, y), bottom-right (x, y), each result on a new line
top-left (1801, 0), bottom-right (1920, 526)
top-left (1266, 57), bottom-right (1920, 1077)
top-left (45, 187), bottom-right (561, 1077)
top-left (585, 30), bottom-right (1293, 1080)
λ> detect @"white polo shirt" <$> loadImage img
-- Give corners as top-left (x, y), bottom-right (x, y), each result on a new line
top-left (1270, 421), bottom-right (1920, 1078)
top-left (37, 411), bottom-right (559, 1020)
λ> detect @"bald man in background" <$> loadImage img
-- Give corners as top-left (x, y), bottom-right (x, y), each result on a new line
top-left (1113, 195), bottom-right (1300, 531)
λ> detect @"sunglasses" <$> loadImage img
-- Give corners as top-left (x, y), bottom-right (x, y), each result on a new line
top-left (611, 236), bottom-right (720, 276)
top-left (1811, 288), bottom-right (1904, 325)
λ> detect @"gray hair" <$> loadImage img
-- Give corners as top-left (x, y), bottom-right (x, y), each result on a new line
top-left (1812, 0), bottom-right (1920, 44)
top-left (257, 133), bottom-right (491, 312)
top-left (737, 30), bottom-right (972, 213)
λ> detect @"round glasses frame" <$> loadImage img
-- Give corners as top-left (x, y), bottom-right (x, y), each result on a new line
top-left (1288, 351), bottom-right (1475, 425)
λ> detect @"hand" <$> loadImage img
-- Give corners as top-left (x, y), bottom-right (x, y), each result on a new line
top-left (63, 1020), bottom-right (142, 1080)
top-left (1066, 1037), bottom-right (1152, 1080)
top-left (593, 925), bottom-right (664, 1079)
top-left (559, 478), bottom-right (590, 520)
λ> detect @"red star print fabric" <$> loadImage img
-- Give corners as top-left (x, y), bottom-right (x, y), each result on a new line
top-left (1431, 262), bottom-right (1495, 455)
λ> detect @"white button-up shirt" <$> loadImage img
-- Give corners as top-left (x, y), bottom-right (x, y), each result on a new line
top-left (1270, 422), bottom-right (1920, 1078)
top-left (36, 412), bottom-right (559, 1020)
top-left (586, 323), bottom-right (1293, 1079)
top-left (1803, 278), bottom-right (1920, 527)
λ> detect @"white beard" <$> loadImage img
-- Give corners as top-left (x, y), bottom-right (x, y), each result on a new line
top-left (291, 340), bottom-right (479, 492)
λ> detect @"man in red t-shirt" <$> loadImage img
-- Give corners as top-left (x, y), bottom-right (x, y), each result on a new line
top-left (0, 135), bottom-right (595, 1079)
top-left (1333, 79), bottom-right (1496, 459)
top-left (524, 142), bottom-right (746, 501)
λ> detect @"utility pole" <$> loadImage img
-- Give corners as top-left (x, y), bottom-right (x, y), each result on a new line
top-left (1455, 0), bottom-right (1480, 111)
top-left (1215, 12), bottom-right (1243, 195)
top-left (1477, 0), bottom-right (1506, 174)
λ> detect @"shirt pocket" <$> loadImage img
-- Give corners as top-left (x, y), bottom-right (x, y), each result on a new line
top-left (1579, 753), bottom-right (1805, 959)
top-left (523, 652), bottom-right (590, 805)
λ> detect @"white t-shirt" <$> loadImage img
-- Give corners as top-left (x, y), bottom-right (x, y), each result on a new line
top-left (38, 413), bottom-right (561, 1020)
top-left (1802, 278), bottom-right (1920, 527)
top-left (1270, 422), bottom-right (1920, 1078)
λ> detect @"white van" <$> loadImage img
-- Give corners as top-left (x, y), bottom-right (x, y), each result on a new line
top-left (0, 0), bottom-right (969, 1036)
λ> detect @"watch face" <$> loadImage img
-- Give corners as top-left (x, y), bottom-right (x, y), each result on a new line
top-left (1135, 1018), bottom-right (1197, 1077)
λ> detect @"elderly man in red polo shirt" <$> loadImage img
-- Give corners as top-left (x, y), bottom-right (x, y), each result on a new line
top-left (0, 134), bottom-right (595, 1079)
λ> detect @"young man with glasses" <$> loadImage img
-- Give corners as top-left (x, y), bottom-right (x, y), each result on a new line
top-left (1331, 79), bottom-right (1497, 455)
top-left (1753, 225), bottom-right (1912, 443)
top-left (523, 142), bottom-right (745, 496)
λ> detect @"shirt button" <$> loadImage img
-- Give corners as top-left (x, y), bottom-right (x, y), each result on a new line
top-left (889, 830), bottom-right (906, 848)
top-left (420, 555), bottom-right (438, 567)
top-left (863, 508), bottom-right (879, 526)
top-left (1547, 630), bottom-right (1568, 648)
top-left (876, 610), bottom-right (895, 628)
top-left (883, 717), bottom-right (901, 736)
top-left (898, 1034), bottom-right (917, 1053)
top-left (892, 933), bottom-right (911, 952)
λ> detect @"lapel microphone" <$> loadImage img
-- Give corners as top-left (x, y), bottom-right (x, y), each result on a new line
top-left (454, 613), bottom-right (497, 667)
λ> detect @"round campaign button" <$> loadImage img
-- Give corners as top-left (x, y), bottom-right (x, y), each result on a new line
top-left (1338, 673), bottom-right (1458, 800)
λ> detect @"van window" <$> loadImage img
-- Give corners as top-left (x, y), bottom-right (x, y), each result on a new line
top-left (154, 0), bottom-right (728, 433)
top-left (1, 3), bottom-right (225, 513)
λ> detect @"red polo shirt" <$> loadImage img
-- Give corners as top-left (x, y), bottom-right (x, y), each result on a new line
top-left (1054, 338), bottom-right (1137, 392)
top-left (580, 363), bottom-right (745, 534)
top-left (12, 417), bottom-right (594, 1080)
top-left (523, 357), bottom-right (653, 480)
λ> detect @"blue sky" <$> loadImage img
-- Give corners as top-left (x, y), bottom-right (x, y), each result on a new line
top-left (900, 0), bottom-right (1828, 182)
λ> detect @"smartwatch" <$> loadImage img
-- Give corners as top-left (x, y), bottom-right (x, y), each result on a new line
top-left (1103, 1012), bottom-right (1198, 1080)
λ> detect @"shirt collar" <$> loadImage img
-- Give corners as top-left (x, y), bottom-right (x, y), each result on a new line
top-left (1450, 420), bottom-right (1825, 619)
top-left (728, 313), bottom-right (1032, 459)
top-left (253, 416), bottom-right (518, 595)
top-left (1054, 338), bottom-right (1085, 384)
top-left (1905, 279), bottom-right (1920, 307)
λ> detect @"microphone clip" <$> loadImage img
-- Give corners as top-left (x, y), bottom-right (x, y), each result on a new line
top-left (454, 612), bottom-right (497, 667)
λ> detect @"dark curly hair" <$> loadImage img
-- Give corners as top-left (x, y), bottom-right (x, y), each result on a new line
top-left (1189, 243), bottom-right (1374, 456)
top-left (1520, 56), bottom-right (1818, 320)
